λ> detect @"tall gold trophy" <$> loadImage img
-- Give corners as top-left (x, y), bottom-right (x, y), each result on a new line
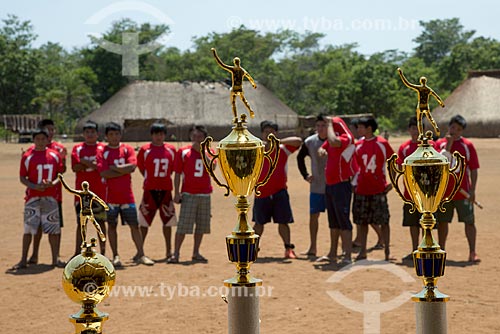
top-left (59, 174), bottom-right (116, 334)
top-left (388, 69), bottom-right (465, 334)
top-left (201, 48), bottom-right (279, 334)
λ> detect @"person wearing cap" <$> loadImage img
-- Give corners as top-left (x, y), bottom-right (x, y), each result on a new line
top-left (11, 128), bottom-right (65, 270)
top-left (252, 120), bottom-right (302, 259)
top-left (71, 121), bottom-right (107, 256)
top-left (435, 115), bottom-right (480, 263)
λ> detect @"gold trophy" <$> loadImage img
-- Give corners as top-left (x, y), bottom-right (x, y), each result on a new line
top-left (388, 69), bottom-right (465, 334)
top-left (59, 174), bottom-right (115, 334)
top-left (201, 49), bottom-right (279, 334)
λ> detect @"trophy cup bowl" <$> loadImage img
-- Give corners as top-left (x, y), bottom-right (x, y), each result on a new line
top-left (200, 115), bottom-right (279, 285)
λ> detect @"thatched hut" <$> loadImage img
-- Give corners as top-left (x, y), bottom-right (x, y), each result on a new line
top-left (433, 70), bottom-right (500, 138)
top-left (76, 81), bottom-right (298, 141)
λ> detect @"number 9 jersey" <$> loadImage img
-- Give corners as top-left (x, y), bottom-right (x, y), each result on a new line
top-left (174, 145), bottom-right (214, 194)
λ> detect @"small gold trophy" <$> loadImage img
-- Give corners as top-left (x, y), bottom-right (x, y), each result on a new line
top-left (201, 49), bottom-right (279, 334)
top-left (388, 69), bottom-right (465, 334)
top-left (59, 174), bottom-right (115, 334)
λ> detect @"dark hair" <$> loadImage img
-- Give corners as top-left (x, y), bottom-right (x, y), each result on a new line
top-left (315, 114), bottom-right (326, 123)
top-left (449, 114), bottom-right (467, 129)
top-left (150, 123), bottom-right (167, 135)
top-left (189, 124), bottom-right (208, 138)
top-left (38, 119), bottom-right (54, 128)
top-left (357, 116), bottom-right (378, 132)
top-left (32, 127), bottom-right (49, 138)
top-left (260, 120), bottom-right (278, 132)
top-left (408, 116), bottom-right (418, 128)
top-left (83, 120), bottom-right (98, 131)
top-left (105, 122), bottom-right (122, 134)
top-left (350, 118), bottom-right (359, 128)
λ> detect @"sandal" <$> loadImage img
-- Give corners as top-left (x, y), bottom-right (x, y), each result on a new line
top-left (52, 259), bottom-right (67, 268)
top-left (192, 254), bottom-right (208, 263)
top-left (166, 255), bottom-right (179, 264)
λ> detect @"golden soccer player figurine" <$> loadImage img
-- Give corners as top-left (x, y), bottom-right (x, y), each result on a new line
top-left (58, 173), bottom-right (108, 247)
top-left (398, 68), bottom-right (445, 139)
top-left (211, 48), bottom-right (257, 120)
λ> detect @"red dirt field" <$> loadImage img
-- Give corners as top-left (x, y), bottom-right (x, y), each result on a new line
top-left (1, 137), bottom-right (498, 333)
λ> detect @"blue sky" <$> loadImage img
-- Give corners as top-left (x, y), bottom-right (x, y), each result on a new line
top-left (2, 0), bottom-right (499, 55)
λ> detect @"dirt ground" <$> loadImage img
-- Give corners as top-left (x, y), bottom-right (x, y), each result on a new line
top-left (0, 137), bottom-right (499, 334)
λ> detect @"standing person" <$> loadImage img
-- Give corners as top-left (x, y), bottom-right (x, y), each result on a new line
top-left (352, 116), bottom-right (394, 261)
top-left (26, 119), bottom-right (67, 265)
top-left (12, 128), bottom-right (65, 270)
top-left (435, 115), bottom-right (480, 263)
top-left (316, 117), bottom-right (357, 264)
top-left (252, 120), bottom-right (302, 259)
top-left (71, 121), bottom-right (106, 256)
top-left (296, 115), bottom-right (328, 257)
top-left (137, 123), bottom-right (177, 261)
top-left (168, 125), bottom-right (213, 263)
top-left (97, 122), bottom-right (154, 267)
top-left (396, 117), bottom-right (438, 260)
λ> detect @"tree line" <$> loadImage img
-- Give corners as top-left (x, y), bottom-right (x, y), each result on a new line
top-left (2, 15), bottom-right (500, 134)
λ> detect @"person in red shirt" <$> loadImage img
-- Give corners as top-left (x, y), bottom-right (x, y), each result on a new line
top-left (397, 117), bottom-right (438, 260)
top-left (11, 128), bottom-right (65, 270)
top-left (71, 121), bottom-right (106, 256)
top-left (24, 119), bottom-right (67, 265)
top-left (353, 116), bottom-right (395, 261)
top-left (435, 115), bottom-right (480, 263)
top-left (97, 122), bottom-right (154, 267)
top-left (137, 123), bottom-right (177, 260)
top-left (168, 125), bottom-right (213, 263)
top-left (316, 117), bottom-right (357, 264)
top-left (252, 121), bottom-right (302, 259)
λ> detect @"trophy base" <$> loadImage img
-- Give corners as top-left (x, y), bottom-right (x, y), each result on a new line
top-left (412, 286), bottom-right (450, 302)
top-left (70, 307), bottom-right (109, 334)
top-left (224, 276), bottom-right (263, 287)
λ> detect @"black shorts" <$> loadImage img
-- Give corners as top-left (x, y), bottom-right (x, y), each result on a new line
top-left (325, 181), bottom-right (353, 230)
top-left (252, 189), bottom-right (294, 225)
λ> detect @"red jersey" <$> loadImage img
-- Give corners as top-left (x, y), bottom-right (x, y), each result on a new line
top-left (436, 137), bottom-right (479, 200)
top-left (174, 145), bottom-right (213, 194)
top-left (27, 140), bottom-right (66, 202)
top-left (256, 144), bottom-right (298, 198)
top-left (354, 136), bottom-right (395, 195)
top-left (97, 143), bottom-right (137, 204)
top-left (137, 143), bottom-right (176, 191)
top-left (321, 117), bottom-right (357, 185)
top-left (397, 139), bottom-right (437, 200)
top-left (71, 142), bottom-right (106, 203)
top-left (20, 148), bottom-right (64, 201)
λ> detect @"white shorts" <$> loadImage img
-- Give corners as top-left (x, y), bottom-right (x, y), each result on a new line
top-left (24, 197), bottom-right (61, 235)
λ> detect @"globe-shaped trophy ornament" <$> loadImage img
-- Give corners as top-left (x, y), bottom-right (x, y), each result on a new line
top-left (62, 238), bottom-right (116, 334)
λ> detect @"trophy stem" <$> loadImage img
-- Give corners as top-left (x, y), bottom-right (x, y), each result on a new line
top-left (233, 196), bottom-right (254, 236)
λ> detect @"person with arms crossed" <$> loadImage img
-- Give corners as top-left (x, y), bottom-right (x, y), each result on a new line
top-left (97, 122), bottom-right (154, 267)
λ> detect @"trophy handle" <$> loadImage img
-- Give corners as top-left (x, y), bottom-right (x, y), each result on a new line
top-left (200, 136), bottom-right (230, 196)
top-left (254, 134), bottom-right (280, 196)
top-left (387, 154), bottom-right (416, 213)
top-left (439, 151), bottom-right (466, 212)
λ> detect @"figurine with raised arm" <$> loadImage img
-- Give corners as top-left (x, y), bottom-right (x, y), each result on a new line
top-left (397, 67), bottom-right (445, 138)
top-left (58, 173), bottom-right (108, 247)
top-left (211, 48), bottom-right (257, 120)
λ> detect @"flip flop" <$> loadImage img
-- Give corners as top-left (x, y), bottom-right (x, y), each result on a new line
top-left (192, 254), bottom-right (208, 263)
top-left (8, 262), bottom-right (27, 272)
top-left (52, 259), bottom-right (67, 268)
top-left (300, 251), bottom-right (316, 257)
top-left (315, 255), bottom-right (333, 263)
top-left (166, 255), bottom-right (179, 264)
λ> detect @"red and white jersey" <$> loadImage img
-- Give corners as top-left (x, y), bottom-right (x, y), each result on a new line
top-left (256, 144), bottom-right (299, 198)
top-left (174, 145), bottom-right (213, 194)
top-left (436, 137), bottom-right (479, 200)
top-left (20, 148), bottom-right (64, 202)
top-left (97, 143), bottom-right (137, 204)
top-left (397, 139), bottom-right (437, 200)
top-left (137, 142), bottom-right (176, 191)
top-left (71, 142), bottom-right (106, 203)
top-left (354, 136), bottom-right (395, 195)
top-left (321, 117), bottom-right (357, 185)
top-left (27, 140), bottom-right (66, 202)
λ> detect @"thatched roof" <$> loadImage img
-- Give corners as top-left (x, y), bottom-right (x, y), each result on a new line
top-left (433, 70), bottom-right (500, 137)
top-left (76, 81), bottom-right (298, 141)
